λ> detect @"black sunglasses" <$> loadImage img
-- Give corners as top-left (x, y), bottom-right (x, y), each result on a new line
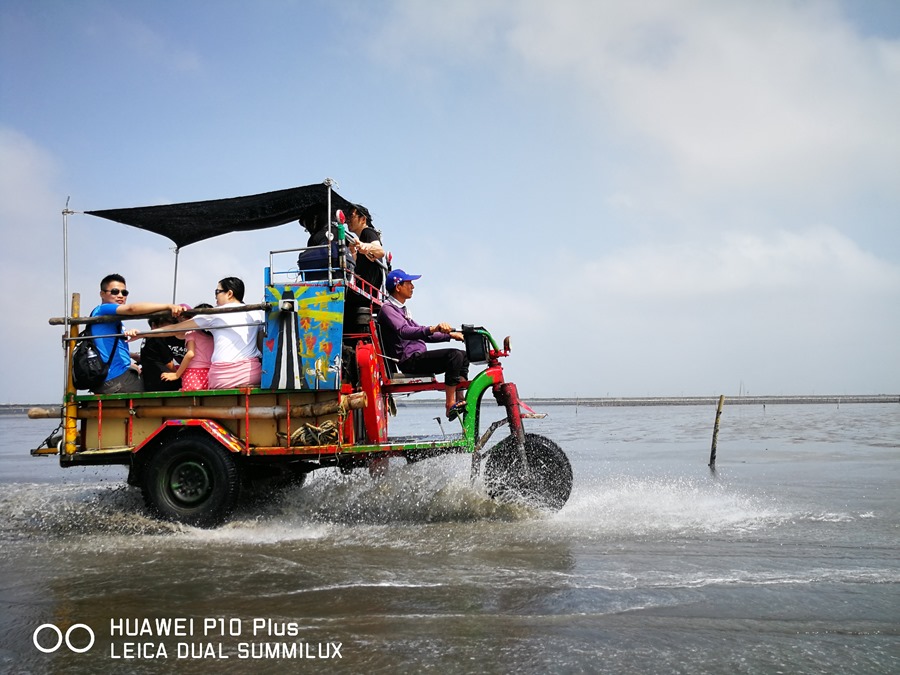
top-left (104, 288), bottom-right (129, 296)
top-left (214, 289), bottom-right (227, 295)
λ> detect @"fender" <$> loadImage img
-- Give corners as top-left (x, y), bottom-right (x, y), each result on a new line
top-left (131, 419), bottom-right (245, 455)
top-left (461, 365), bottom-right (505, 445)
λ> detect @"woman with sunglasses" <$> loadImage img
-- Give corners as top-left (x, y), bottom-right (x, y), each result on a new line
top-left (88, 273), bottom-right (186, 394)
top-left (143, 277), bottom-right (263, 389)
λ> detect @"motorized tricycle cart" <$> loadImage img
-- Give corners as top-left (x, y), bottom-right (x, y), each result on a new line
top-left (30, 181), bottom-right (573, 526)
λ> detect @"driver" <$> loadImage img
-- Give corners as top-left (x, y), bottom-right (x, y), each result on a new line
top-left (378, 269), bottom-right (469, 420)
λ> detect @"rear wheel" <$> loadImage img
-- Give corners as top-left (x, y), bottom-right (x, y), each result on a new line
top-left (142, 435), bottom-right (240, 527)
top-left (484, 433), bottom-right (573, 511)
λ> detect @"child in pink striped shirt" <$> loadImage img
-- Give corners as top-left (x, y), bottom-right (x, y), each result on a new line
top-left (161, 304), bottom-right (214, 391)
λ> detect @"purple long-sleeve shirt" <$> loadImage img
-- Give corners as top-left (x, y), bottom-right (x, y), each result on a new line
top-left (378, 299), bottom-right (451, 363)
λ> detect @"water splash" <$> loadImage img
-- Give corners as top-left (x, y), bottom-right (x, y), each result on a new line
top-left (0, 482), bottom-right (180, 539)
top-left (0, 457), bottom-right (544, 542)
top-left (558, 474), bottom-right (790, 536)
top-left (255, 458), bottom-right (542, 526)
top-left (0, 457), bottom-right (870, 543)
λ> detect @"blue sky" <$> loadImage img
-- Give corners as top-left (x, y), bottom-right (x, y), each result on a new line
top-left (1, 0), bottom-right (898, 402)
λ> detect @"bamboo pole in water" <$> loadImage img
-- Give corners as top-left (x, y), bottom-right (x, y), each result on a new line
top-left (709, 394), bottom-right (725, 470)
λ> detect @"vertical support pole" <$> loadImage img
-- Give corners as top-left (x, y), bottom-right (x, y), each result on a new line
top-left (709, 394), bottom-right (725, 470)
top-left (64, 293), bottom-right (80, 457)
top-left (171, 247), bottom-right (180, 303)
top-left (325, 178), bottom-right (334, 288)
top-left (62, 205), bottom-right (72, 386)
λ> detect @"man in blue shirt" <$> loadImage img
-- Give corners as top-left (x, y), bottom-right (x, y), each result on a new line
top-left (377, 269), bottom-right (468, 420)
top-left (88, 273), bottom-right (185, 394)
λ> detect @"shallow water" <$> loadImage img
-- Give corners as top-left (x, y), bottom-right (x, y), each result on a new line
top-left (1, 402), bottom-right (898, 673)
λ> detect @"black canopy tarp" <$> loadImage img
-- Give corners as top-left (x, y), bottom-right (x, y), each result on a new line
top-left (86, 183), bottom-right (355, 248)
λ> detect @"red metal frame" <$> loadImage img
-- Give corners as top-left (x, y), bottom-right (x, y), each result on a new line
top-left (130, 418), bottom-right (245, 455)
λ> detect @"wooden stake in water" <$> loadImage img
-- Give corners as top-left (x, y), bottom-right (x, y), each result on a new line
top-left (709, 395), bottom-right (725, 470)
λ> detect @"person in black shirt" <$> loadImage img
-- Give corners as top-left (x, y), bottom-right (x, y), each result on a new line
top-left (140, 314), bottom-right (183, 392)
top-left (344, 204), bottom-right (386, 334)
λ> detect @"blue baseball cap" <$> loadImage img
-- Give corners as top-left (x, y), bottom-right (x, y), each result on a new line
top-left (386, 269), bottom-right (421, 292)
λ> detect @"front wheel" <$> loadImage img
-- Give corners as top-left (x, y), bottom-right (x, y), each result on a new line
top-left (142, 435), bottom-right (240, 527)
top-left (484, 433), bottom-right (573, 511)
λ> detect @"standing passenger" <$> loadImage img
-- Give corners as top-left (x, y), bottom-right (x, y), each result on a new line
top-left (345, 204), bottom-right (385, 333)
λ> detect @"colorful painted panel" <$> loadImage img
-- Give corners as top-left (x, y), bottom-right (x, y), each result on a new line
top-left (261, 284), bottom-right (344, 390)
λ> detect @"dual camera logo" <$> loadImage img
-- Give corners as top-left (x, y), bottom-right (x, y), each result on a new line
top-left (32, 623), bottom-right (95, 654)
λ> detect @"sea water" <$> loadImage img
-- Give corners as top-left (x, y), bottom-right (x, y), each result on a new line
top-left (1, 402), bottom-right (898, 674)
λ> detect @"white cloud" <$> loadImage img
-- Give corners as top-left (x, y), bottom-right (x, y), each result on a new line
top-left (595, 5), bottom-right (900, 201)
top-left (0, 129), bottom-right (65, 402)
top-left (377, 0), bottom-right (900, 212)
top-left (579, 227), bottom-right (900, 299)
top-left (421, 224), bottom-right (900, 397)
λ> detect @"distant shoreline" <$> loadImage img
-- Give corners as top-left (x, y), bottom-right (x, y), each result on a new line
top-left (3, 394), bottom-right (897, 416)
top-left (397, 394), bottom-right (900, 408)
top-left (526, 394), bottom-right (900, 407)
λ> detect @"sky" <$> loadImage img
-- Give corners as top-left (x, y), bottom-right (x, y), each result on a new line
top-left (1, 0), bottom-right (898, 403)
